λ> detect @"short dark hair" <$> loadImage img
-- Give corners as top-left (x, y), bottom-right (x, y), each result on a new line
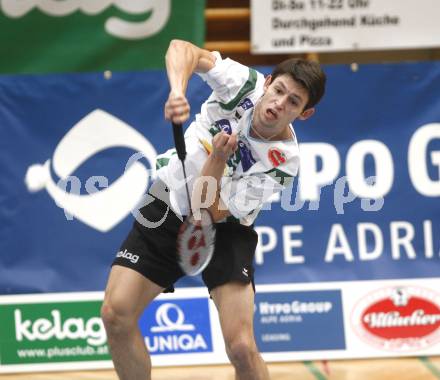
top-left (271, 58), bottom-right (326, 110)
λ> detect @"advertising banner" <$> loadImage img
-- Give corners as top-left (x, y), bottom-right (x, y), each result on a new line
top-left (254, 290), bottom-right (346, 352)
top-left (0, 299), bottom-right (109, 366)
top-left (256, 279), bottom-right (440, 362)
top-left (0, 291), bottom-right (224, 372)
top-left (0, 0), bottom-right (205, 73)
top-left (0, 61), bottom-right (439, 371)
top-left (251, 0), bottom-right (440, 53)
top-left (141, 298), bottom-right (213, 356)
top-left (2, 279), bottom-right (440, 373)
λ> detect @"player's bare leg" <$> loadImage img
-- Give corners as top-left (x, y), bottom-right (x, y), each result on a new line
top-left (101, 266), bottom-right (164, 380)
top-left (211, 282), bottom-right (270, 380)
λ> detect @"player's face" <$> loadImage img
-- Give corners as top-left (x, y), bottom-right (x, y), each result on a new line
top-left (253, 74), bottom-right (314, 140)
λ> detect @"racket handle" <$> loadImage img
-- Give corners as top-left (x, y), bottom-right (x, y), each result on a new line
top-left (172, 123), bottom-right (186, 161)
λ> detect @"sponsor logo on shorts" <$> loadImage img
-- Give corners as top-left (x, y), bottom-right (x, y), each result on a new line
top-left (351, 286), bottom-right (440, 351)
top-left (140, 299), bottom-right (213, 355)
top-left (116, 249), bottom-right (139, 264)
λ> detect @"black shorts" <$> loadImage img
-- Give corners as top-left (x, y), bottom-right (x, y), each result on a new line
top-left (112, 185), bottom-right (258, 293)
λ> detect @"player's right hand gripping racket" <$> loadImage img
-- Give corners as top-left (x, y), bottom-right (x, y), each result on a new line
top-left (172, 123), bottom-right (216, 276)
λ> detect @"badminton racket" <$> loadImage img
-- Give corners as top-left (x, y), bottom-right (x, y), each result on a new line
top-left (172, 122), bottom-right (216, 276)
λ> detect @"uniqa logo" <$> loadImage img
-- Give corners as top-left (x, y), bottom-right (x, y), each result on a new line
top-left (1, 0), bottom-right (170, 40)
top-left (14, 309), bottom-right (107, 346)
top-left (351, 286), bottom-right (440, 351)
top-left (145, 303), bottom-right (208, 353)
top-left (24, 109), bottom-right (157, 232)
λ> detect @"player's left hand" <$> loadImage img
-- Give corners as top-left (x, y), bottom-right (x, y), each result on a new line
top-left (211, 131), bottom-right (238, 162)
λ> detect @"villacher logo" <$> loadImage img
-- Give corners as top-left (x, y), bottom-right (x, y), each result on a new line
top-left (351, 286), bottom-right (440, 351)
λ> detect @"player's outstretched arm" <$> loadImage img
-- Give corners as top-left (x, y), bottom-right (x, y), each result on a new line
top-left (164, 40), bottom-right (216, 124)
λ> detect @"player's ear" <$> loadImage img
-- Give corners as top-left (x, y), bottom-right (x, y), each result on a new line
top-left (263, 75), bottom-right (272, 91)
top-left (299, 108), bottom-right (315, 120)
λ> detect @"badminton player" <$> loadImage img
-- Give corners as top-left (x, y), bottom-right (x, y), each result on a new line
top-left (101, 39), bottom-right (326, 380)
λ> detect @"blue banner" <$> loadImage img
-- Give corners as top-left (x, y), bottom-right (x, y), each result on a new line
top-left (0, 62), bottom-right (439, 294)
top-left (139, 298), bottom-right (213, 355)
top-left (254, 63), bottom-right (440, 284)
top-left (254, 290), bottom-right (345, 352)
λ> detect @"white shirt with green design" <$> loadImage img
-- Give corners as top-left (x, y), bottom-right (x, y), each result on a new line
top-left (156, 53), bottom-right (300, 226)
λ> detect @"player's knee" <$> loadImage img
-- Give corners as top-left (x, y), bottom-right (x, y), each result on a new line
top-left (225, 335), bottom-right (258, 370)
top-left (101, 297), bottom-right (135, 337)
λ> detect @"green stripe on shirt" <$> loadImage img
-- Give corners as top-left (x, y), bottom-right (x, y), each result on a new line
top-left (156, 151), bottom-right (176, 169)
top-left (218, 68), bottom-right (258, 111)
top-left (265, 168), bottom-right (293, 186)
top-left (156, 158), bottom-right (169, 169)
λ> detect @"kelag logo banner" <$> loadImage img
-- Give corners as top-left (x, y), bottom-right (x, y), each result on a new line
top-left (0, 62), bottom-right (439, 296)
top-left (0, 301), bottom-right (109, 365)
top-left (0, 0), bottom-right (205, 73)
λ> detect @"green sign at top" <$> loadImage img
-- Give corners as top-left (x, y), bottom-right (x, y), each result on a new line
top-left (0, 0), bottom-right (205, 74)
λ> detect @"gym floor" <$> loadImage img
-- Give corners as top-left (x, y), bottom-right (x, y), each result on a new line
top-left (1, 357), bottom-right (440, 380)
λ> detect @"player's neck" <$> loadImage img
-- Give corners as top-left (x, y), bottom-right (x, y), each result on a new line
top-left (251, 112), bottom-right (292, 141)
top-left (251, 99), bottom-right (292, 141)
top-left (250, 124), bottom-right (291, 141)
